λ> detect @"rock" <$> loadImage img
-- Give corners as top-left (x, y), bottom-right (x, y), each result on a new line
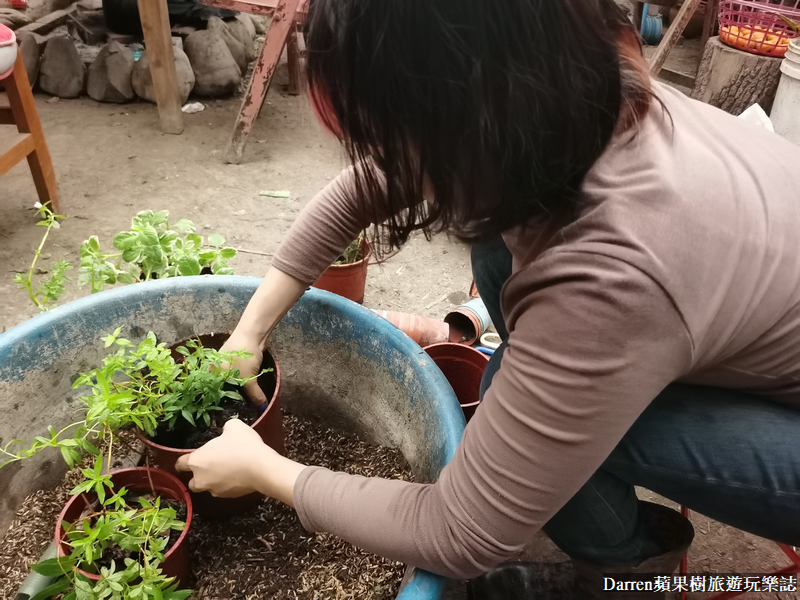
top-left (15, 30), bottom-right (42, 85)
top-left (131, 46), bottom-right (194, 104)
top-left (236, 13), bottom-right (256, 41)
top-left (184, 29), bottom-right (240, 98)
top-left (38, 36), bottom-right (85, 98)
top-left (171, 36), bottom-right (182, 52)
top-left (226, 16), bottom-right (254, 64)
top-left (249, 14), bottom-right (268, 36)
top-left (87, 41), bottom-right (134, 103)
top-left (206, 16), bottom-right (247, 73)
top-left (0, 8), bottom-right (31, 29)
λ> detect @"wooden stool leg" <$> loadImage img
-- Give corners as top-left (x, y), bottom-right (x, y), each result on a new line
top-left (287, 25), bottom-right (301, 96)
top-left (225, 0), bottom-right (301, 164)
top-left (138, 0), bottom-right (184, 135)
top-left (4, 51), bottom-right (60, 213)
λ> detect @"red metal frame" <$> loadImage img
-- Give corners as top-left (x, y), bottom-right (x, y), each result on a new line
top-left (680, 507), bottom-right (800, 600)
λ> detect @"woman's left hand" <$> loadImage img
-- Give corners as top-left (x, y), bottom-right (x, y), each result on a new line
top-left (175, 419), bottom-right (306, 505)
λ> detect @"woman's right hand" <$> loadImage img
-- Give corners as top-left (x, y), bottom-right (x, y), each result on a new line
top-left (221, 330), bottom-right (269, 406)
top-left (219, 267), bottom-right (309, 406)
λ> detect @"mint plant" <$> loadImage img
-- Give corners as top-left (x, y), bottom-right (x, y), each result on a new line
top-left (13, 204), bottom-right (72, 311)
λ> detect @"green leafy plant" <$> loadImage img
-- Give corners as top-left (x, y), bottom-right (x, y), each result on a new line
top-left (334, 232), bottom-right (367, 265)
top-left (26, 458), bottom-right (191, 600)
top-left (13, 204), bottom-right (72, 311)
top-left (0, 329), bottom-right (264, 599)
top-left (1, 329), bottom-right (265, 469)
top-left (83, 210), bottom-right (237, 287)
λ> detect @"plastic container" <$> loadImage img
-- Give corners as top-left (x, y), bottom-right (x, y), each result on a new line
top-left (312, 238), bottom-right (371, 304)
top-left (771, 38), bottom-right (800, 145)
top-left (56, 468), bottom-right (193, 586)
top-left (424, 343), bottom-right (490, 422)
top-left (718, 0), bottom-right (799, 57)
top-left (640, 4), bottom-right (664, 46)
top-left (0, 24), bottom-right (17, 79)
top-left (136, 332), bottom-right (283, 518)
top-left (445, 298), bottom-right (492, 345)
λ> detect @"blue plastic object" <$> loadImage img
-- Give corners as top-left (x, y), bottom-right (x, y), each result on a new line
top-left (640, 3), bottom-right (664, 46)
top-left (0, 277), bottom-right (466, 600)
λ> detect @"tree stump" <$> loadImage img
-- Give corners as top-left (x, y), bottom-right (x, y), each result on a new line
top-left (691, 36), bottom-right (784, 115)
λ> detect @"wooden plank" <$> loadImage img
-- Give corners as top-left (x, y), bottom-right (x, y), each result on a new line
top-left (138, 0), bottom-right (184, 134)
top-left (225, 0), bottom-right (301, 164)
top-left (287, 26), bottom-right (301, 95)
top-left (659, 67), bottom-right (697, 89)
top-left (18, 5), bottom-right (78, 36)
top-left (649, 0), bottom-right (704, 74)
top-left (0, 133), bottom-right (34, 175)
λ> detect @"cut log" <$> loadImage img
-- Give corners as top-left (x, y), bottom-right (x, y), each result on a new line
top-left (691, 36), bottom-right (784, 115)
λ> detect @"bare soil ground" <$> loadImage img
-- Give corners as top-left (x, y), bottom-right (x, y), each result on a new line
top-left (0, 55), bottom-right (794, 599)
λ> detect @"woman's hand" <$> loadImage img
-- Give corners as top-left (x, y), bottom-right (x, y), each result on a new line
top-left (221, 331), bottom-right (268, 406)
top-left (175, 419), bottom-right (306, 505)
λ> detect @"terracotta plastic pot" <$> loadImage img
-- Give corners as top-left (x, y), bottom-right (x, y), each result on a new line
top-left (424, 343), bottom-right (490, 422)
top-left (136, 332), bottom-right (284, 518)
top-left (312, 238), bottom-right (371, 304)
top-left (55, 467), bottom-right (192, 586)
top-left (372, 310), bottom-right (450, 347)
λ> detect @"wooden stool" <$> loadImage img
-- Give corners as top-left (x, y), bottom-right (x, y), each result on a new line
top-left (1, 49), bottom-right (60, 212)
top-left (200, 0), bottom-right (309, 164)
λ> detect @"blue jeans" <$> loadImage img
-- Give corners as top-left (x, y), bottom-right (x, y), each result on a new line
top-left (471, 238), bottom-right (800, 566)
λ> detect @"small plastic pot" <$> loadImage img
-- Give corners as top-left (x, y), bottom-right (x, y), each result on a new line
top-left (423, 343), bottom-right (490, 422)
top-left (55, 467), bottom-right (192, 586)
top-left (136, 332), bottom-right (284, 518)
top-left (372, 310), bottom-right (450, 347)
top-left (312, 238), bottom-right (371, 304)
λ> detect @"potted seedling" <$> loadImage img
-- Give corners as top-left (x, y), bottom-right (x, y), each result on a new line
top-left (312, 232), bottom-right (371, 304)
top-left (96, 329), bottom-right (284, 517)
top-left (0, 378), bottom-right (194, 598)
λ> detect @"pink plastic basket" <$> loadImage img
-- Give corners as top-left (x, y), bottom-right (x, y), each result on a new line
top-left (718, 0), bottom-right (800, 57)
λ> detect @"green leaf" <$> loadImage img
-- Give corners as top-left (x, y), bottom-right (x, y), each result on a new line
top-left (116, 271), bottom-right (136, 285)
top-left (208, 233), bottom-right (225, 247)
top-left (60, 445), bottom-right (76, 468)
top-left (184, 234), bottom-right (202, 249)
top-left (96, 481), bottom-right (106, 504)
top-left (121, 248), bottom-right (141, 263)
top-left (174, 219), bottom-right (196, 233)
top-left (219, 247), bottom-right (237, 260)
top-left (30, 576), bottom-right (71, 600)
top-left (177, 257), bottom-right (201, 277)
top-left (31, 557), bottom-right (77, 577)
top-left (137, 224), bottom-right (160, 248)
top-left (112, 232), bottom-right (137, 251)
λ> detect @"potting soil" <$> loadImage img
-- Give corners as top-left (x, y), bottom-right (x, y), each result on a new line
top-left (0, 415), bottom-right (413, 600)
top-left (150, 394), bottom-right (264, 449)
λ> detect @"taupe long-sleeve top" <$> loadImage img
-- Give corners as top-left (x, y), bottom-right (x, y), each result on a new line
top-left (272, 81), bottom-right (800, 579)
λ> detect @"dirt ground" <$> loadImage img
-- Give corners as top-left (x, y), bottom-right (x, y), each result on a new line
top-left (1, 51), bottom-right (796, 599)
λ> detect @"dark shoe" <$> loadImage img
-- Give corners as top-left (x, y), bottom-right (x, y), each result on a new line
top-left (571, 502), bottom-right (694, 599)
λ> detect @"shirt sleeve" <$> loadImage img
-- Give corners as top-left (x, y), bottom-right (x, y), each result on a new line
top-left (293, 249), bottom-right (694, 579)
top-left (272, 164), bottom-right (397, 285)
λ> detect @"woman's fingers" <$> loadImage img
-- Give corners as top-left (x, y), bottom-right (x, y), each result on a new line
top-left (174, 454), bottom-right (191, 472)
top-left (245, 378), bottom-right (269, 406)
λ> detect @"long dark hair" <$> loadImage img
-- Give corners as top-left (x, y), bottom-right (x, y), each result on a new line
top-left (306, 0), bottom-right (651, 250)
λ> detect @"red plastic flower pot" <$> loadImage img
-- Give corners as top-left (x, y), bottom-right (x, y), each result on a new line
top-left (55, 467), bottom-right (193, 586)
top-left (312, 238), bottom-right (371, 304)
top-left (423, 343), bottom-right (490, 422)
top-left (136, 332), bottom-right (284, 518)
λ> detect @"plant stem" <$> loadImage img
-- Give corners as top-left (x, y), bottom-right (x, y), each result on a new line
top-left (25, 216), bottom-right (57, 310)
